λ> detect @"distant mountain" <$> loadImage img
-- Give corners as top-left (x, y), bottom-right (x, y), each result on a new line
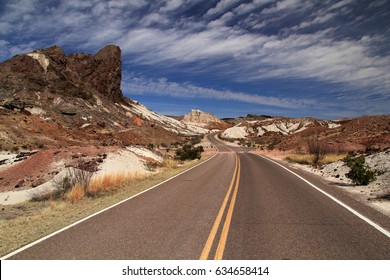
top-left (220, 115), bottom-right (390, 152)
top-left (0, 45), bottom-right (205, 150)
top-left (181, 109), bottom-right (231, 130)
top-left (222, 114), bottom-right (273, 125)
top-left (222, 117), bottom-right (340, 139)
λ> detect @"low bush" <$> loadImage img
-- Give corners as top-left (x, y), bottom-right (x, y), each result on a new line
top-left (175, 145), bottom-right (204, 161)
top-left (344, 155), bottom-right (376, 185)
top-left (145, 161), bottom-right (159, 171)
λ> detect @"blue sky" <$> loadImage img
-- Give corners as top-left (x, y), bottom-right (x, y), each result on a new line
top-left (1, 0), bottom-right (389, 119)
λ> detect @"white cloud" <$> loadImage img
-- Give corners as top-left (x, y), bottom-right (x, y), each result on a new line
top-left (141, 12), bottom-right (170, 26)
top-left (107, 0), bottom-right (147, 9)
top-left (207, 11), bottom-right (234, 27)
top-left (250, 32), bottom-right (390, 91)
top-left (292, 12), bottom-right (337, 30)
top-left (328, 0), bottom-right (354, 10)
top-left (261, 0), bottom-right (302, 14)
top-left (206, 0), bottom-right (242, 16)
top-left (234, 0), bottom-right (277, 15)
top-left (160, 0), bottom-right (184, 12)
top-left (115, 21), bottom-right (390, 94)
top-left (122, 75), bottom-right (313, 108)
top-left (369, 0), bottom-right (387, 8)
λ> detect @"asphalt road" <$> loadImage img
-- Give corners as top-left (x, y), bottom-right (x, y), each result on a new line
top-left (6, 134), bottom-right (390, 259)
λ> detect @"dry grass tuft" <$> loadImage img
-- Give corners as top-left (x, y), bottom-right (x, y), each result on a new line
top-left (162, 158), bottom-right (178, 169)
top-left (66, 184), bottom-right (85, 203)
top-left (87, 171), bottom-right (143, 196)
top-left (321, 154), bottom-right (347, 164)
top-left (286, 153), bottom-right (347, 165)
top-left (285, 154), bottom-right (314, 165)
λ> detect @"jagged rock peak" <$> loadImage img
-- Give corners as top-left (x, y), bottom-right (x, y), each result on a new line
top-left (95, 45), bottom-right (121, 61)
top-left (0, 44), bottom-right (124, 103)
top-left (43, 45), bottom-right (65, 57)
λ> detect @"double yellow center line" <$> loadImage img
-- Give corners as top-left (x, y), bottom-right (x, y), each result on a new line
top-left (199, 152), bottom-right (241, 260)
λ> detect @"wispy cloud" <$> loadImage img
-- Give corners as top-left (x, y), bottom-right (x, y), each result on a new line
top-left (122, 74), bottom-right (314, 109)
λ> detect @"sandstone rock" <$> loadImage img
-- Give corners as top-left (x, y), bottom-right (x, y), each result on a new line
top-left (182, 109), bottom-right (225, 128)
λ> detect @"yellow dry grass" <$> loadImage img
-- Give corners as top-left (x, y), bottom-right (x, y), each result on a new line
top-left (285, 153), bottom-right (347, 165)
top-left (65, 184), bottom-right (85, 203)
top-left (285, 154), bottom-right (314, 165)
top-left (162, 158), bottom-right (178, 169)
top-left (87, 171), bottom-right (143, 196)
top-left (321, 154), bottom-right (347, 164)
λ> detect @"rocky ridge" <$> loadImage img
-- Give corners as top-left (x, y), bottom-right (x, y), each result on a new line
top-left (222, 117), bottom-right (340, 139)
top-left (0, 45), bottom-right (204, 150)
top-left (221, 115), bottom-right (390, 152)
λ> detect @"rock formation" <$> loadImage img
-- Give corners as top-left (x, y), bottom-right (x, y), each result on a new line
top-left (181, 109), bottom-right (228, 129)
top-left (0, 44), bottom-right (124, 103)
top-left (0, 45), bottom-right (203, 150)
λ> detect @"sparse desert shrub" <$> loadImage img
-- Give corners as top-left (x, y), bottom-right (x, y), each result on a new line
top-left (50, 167), bottom-right (93, 200)
top-left (267, 138), bottom-right (281, 150)
top-left (306, 137), bottom-right (331, 166)
top-left (344, 155), bottom-right (376, 185)
top-left (145, 161), bottom-right (159, 171)
top-left (147, 143), bottom-right (155, 150)
top-left (162, 158), bottom-right (178, 169)
top-left (67, 167), bottom-right (94, 191)
top-left (175, 145), bottom-right (204, 161)
top-left (52, 174), bottom-right (73, 194)
top-left (190, 136), bottom-right (202, 146)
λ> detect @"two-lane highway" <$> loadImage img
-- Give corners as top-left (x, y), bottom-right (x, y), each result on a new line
top-left (223, 152), bottom-right (390, 259)
top-left (5, 133), bottom-right (390, 259)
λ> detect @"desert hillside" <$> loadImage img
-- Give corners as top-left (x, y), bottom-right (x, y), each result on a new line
top-left (0, 45), bottom-right (205, 151)
top-left (221, 115), bottom-right (390, 152)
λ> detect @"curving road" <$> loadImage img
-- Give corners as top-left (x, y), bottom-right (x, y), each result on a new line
top-left (5, 133), bottom-right (390, 259)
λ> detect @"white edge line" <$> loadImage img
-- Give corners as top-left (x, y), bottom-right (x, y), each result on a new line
top-left (1, 143), bottom-right (219, 260)
top-left (255, 154), bottom-right (390, 239)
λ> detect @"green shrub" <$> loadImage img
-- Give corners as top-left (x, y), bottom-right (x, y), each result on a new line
top-left (175, 145), bottom-right (204, 161)
top-left (344, 155), bottom-right (376, 185)
top-left (190, 136), bottom-right (202, 145)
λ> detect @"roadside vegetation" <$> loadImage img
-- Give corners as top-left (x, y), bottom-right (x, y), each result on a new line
top-left (285, 137), bottom-right (377, 186)
top-left (344, 154), bottom-right (376, 185)
top-left (175, 144), bottom-right (204, 161)
top-left (285, 153), bottom-right (346, 166)
top-left (286, 137), bottom-right (346, 166)
top-left (0, 158), bottom-right (204, 257)
top-left (29, 142), bottom-right (203, 204)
